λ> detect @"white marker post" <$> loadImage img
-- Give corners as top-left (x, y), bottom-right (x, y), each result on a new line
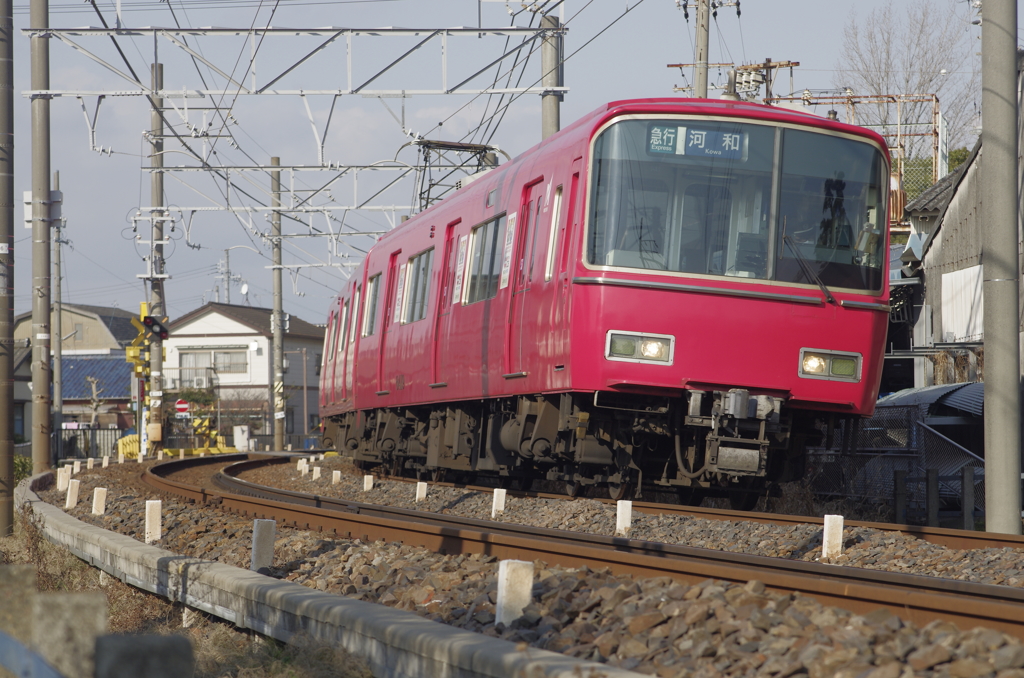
top-left (332, 470), bottom-right (341, 485)
top-left (250, 519), bottom-right (277, 571)
top-left (300, 463), bottom-right (309, 477)
top-left (415, 481), bottom-right (428, 502)
top-left (72, 460), bottom-right (81, 475)
top-left (86, 458), bottom-right (94, 470)
top-left (91, 487), bottom-right (107, 515)
top-left (496, 559), bottom-right (534, 626)
top-left (296, 458), bottom-right (305, 471)
top-left (179, 450), bottom-right (185, 459)
top-left (101, 456), bottom-right (109, 469)
top-left (145, 500), bottom-right (162, 543)
top-left (312, 466), bottom-right (321, 481)
top-left (56, 466), bottom-right (69, 492)
top-left (118, 452), bottom-right (125, 464)
top-left (64, 479), bottom-right (80, 509)
top-left (363, 475), bottom-right (374, 492)
top-left (157, 450), bottom-right (164, 461)
top-left (615, 500), bottom-right (633, 537)
top-left (822, 514), bottom-right (844, 561)
top-left (491, 488), bottom-right (507, 519)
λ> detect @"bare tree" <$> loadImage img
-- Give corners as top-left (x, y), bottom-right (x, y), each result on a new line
top-left (833, 0), bottom-right (979, 156)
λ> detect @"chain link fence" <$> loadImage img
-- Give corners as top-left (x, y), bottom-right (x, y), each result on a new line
top-left (807, 405), bottom-right (983, 521)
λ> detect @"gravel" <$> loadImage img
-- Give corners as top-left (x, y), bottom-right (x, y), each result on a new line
top-left (32, 455), bottom-right (1024, 678)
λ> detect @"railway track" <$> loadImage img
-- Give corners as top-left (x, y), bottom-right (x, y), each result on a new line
top-left (142, 453), bottom-right (1024, 642)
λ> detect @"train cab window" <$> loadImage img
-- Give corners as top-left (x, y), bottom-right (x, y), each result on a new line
top-left (464, 215), bottom-right (507, 304)
top-left (586, 117), bottom-right (887, 293)
top-left (362, 274), bottom-right (381, 336)
top-left (403, 249), bottom-right (434, 323)
top-left (544, 185), bottom-right (564, 281)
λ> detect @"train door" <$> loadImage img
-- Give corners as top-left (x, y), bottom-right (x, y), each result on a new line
top-left (432, 220), bottom-right (461, 386)
top-left (554, 159), bottom-right (583, 362)
top-left (377, 251), bottom-right (402, 394)
top-left (506, 178), bottom-right (544, 376)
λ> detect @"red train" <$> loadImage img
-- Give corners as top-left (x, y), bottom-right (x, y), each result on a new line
top-left (319, 97), bottom-right (891, 508)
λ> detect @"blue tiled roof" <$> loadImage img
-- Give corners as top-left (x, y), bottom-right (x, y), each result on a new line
top-left (56, 355), bottom-right (133, 400)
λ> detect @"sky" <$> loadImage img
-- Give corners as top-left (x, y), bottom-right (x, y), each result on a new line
top-left (6, 0), bottom-right (992, 327)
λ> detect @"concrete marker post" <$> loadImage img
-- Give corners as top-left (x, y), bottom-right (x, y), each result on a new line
top-left (65, 479), bottom-right (80, 509)
top-left (491, 488), bottom-right (506, 519)
top-left (56, 465), bottom-right (68, 492)
top-left (86, 458), bottom-right (94, 470)
top-left (250, 519), bottom-right (277, 572)
top-left (300, 463), bottom-right (308, 477)
top-left (179, 450), bottom-right (184, 459)
top-left (363, 475), bottom-right (373, 491)
top-left (822, 514), bottom-right (844, 560)
top-left (101, 455), bottom-right (109, 468)
top-left (94, 634), bottom-right (196, 678)
top-left (91, 487), bottom-right (107, 515)
top-left (496, 559), bottom-right (534, 626)
top-left (145, 500), bottom-right (161, 543)
top-left (312, 466), bottom-right (321, 481)
top-left (118, 452), bottom-right (124, 464)
top-left (615, 500), bottom-right (632, 537)
top-left (72, 460), bottom-right (80, 474)
top-left (415, 481), bottom-right (427, 502)
top-left (32, 592), bottom-right (107, 678)
top-left (332, 470), bottom-right (341, 485)
top-left (157, 449), bottom-right (163, 461)
top-left (296, 458), bottom-right (304, 471)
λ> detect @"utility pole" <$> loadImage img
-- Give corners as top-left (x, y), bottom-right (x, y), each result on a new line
top-left (52, 170), bottom-right (61, 461)
top-left (981, 0), bottom-right (1021, 534)
top-left (540, 14), bottom-right (561, 140)
top-left (149, 63), bottom-right (165, 457)
top-left (30, 0), bottom-right (50, 474)
top-left (694, 0), bottom-right (709, 98)
top-left (223, 249), bottom-right (231, 304)
top-left (271, 157), bottom-right (284, 451)
top-left (0, 0), bottom-right (14, 536)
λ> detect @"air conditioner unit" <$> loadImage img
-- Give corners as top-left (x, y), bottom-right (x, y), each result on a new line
top-left (193, 376), bottom-right (207, 389)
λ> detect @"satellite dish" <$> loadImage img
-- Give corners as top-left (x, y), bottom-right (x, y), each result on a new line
top-left (240, 283), bottom-right (249, 295)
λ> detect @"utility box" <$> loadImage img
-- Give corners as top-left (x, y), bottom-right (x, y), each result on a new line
top-left (233, 426), bottom-right (250, 452)
top-left (146, 423), bottom-right (162, 442)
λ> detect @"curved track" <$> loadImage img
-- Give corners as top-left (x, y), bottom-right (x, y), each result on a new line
top-left (142, 454), bottom-right (1024, 641)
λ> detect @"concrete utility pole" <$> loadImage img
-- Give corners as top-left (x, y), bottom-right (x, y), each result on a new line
top-left (271, 157), bottom-right (284, 451)
top-left (149, 63), bottom-right (165, 457)
top-left (52, 170), bottom-right (61, 461)
top-left (694, 0), bottom-right (710, 98)
top-left (981, 0), bottom-right (1021, 534)
top-left (540, 14), bottom-right (561, 140)
top-left (0, 0), bottom-right (14, 536)
top-left (30, 0), bottom-right (50, 474)
top-left (223, 249), bottom-right (231, 304)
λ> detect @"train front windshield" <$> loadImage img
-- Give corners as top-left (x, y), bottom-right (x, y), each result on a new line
top-left (587, 117), bottom-right (888, 292)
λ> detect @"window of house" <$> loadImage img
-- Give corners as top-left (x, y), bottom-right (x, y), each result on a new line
top-left (362, 274), bottom-right (380, 336)
top-left (309, 414), bottom-right (320, 432)
top-left (180, 351), bottom-right (212, 388)
top-left (403, 249), bottom-right (434, 323)
top-left (464, 215), bottom-right (506, 304)
top-left (214, 351), bottom-right (247, 373)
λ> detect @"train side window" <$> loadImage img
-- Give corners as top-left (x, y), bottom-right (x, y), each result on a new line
top-left (337, 300), bottom-right (349, 353)
top-left (465, 214), bottom-right (507, 304)
top-left (324, 313), bottom-right (337, 359)
top-left (403, 248), bottom-right (434, 323)
top-left (544, 185), bottom-right (563, 281)
top-left (349, 287), bottom-right (361, 343)
top-left (362, 274), bottom-right (381, 336)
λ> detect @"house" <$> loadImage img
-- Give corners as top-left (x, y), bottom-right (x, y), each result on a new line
top-left (13, 303), bottom-right (138, 442)
top-left (165, 303), bottom-right (324, 438)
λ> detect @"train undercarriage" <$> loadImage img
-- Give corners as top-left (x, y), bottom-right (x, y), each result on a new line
top-left (323, 388), bottom-right (833, 510)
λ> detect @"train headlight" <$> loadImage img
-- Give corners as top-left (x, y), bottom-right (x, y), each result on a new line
top-left (640, 339), bottom-right (670, 361)
top-left (799, 348), bottom-right (862, 382)
top-left (606, 331), bottom-right (674, 365)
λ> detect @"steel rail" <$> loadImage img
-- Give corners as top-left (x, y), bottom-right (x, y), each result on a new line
top-left (142, 454), bottom-right (1024, 641)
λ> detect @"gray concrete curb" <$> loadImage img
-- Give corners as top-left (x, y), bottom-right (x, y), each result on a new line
top-left (16, 474), bottom-right (645, 678)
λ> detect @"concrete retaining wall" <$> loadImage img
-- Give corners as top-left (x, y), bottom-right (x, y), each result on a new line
top-left (17, 474), bottom-right (641, 678)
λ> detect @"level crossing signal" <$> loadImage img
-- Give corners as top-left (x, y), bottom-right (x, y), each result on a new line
top-left (142, 316), bottom-right (170, 340)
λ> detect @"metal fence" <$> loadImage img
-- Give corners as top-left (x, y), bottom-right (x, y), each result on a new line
top-left (54, 428), bottom-right (126, 460)
top-left (807, 405), bottom-right (984, 520)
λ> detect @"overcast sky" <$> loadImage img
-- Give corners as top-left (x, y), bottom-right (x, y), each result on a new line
top-left (8, 0), bottom-right (990, 326)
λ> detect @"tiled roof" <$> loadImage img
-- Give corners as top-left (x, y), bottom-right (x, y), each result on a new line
top-left (169, 302), bottom-right (324, 340)
top-left (904, 169), bottom-right (959, 214)
top-left (57, 354), bottom-right (133, 400)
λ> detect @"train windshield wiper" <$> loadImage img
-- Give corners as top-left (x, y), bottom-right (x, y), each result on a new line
top-left (783, 235), bottom-right (836, 305)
